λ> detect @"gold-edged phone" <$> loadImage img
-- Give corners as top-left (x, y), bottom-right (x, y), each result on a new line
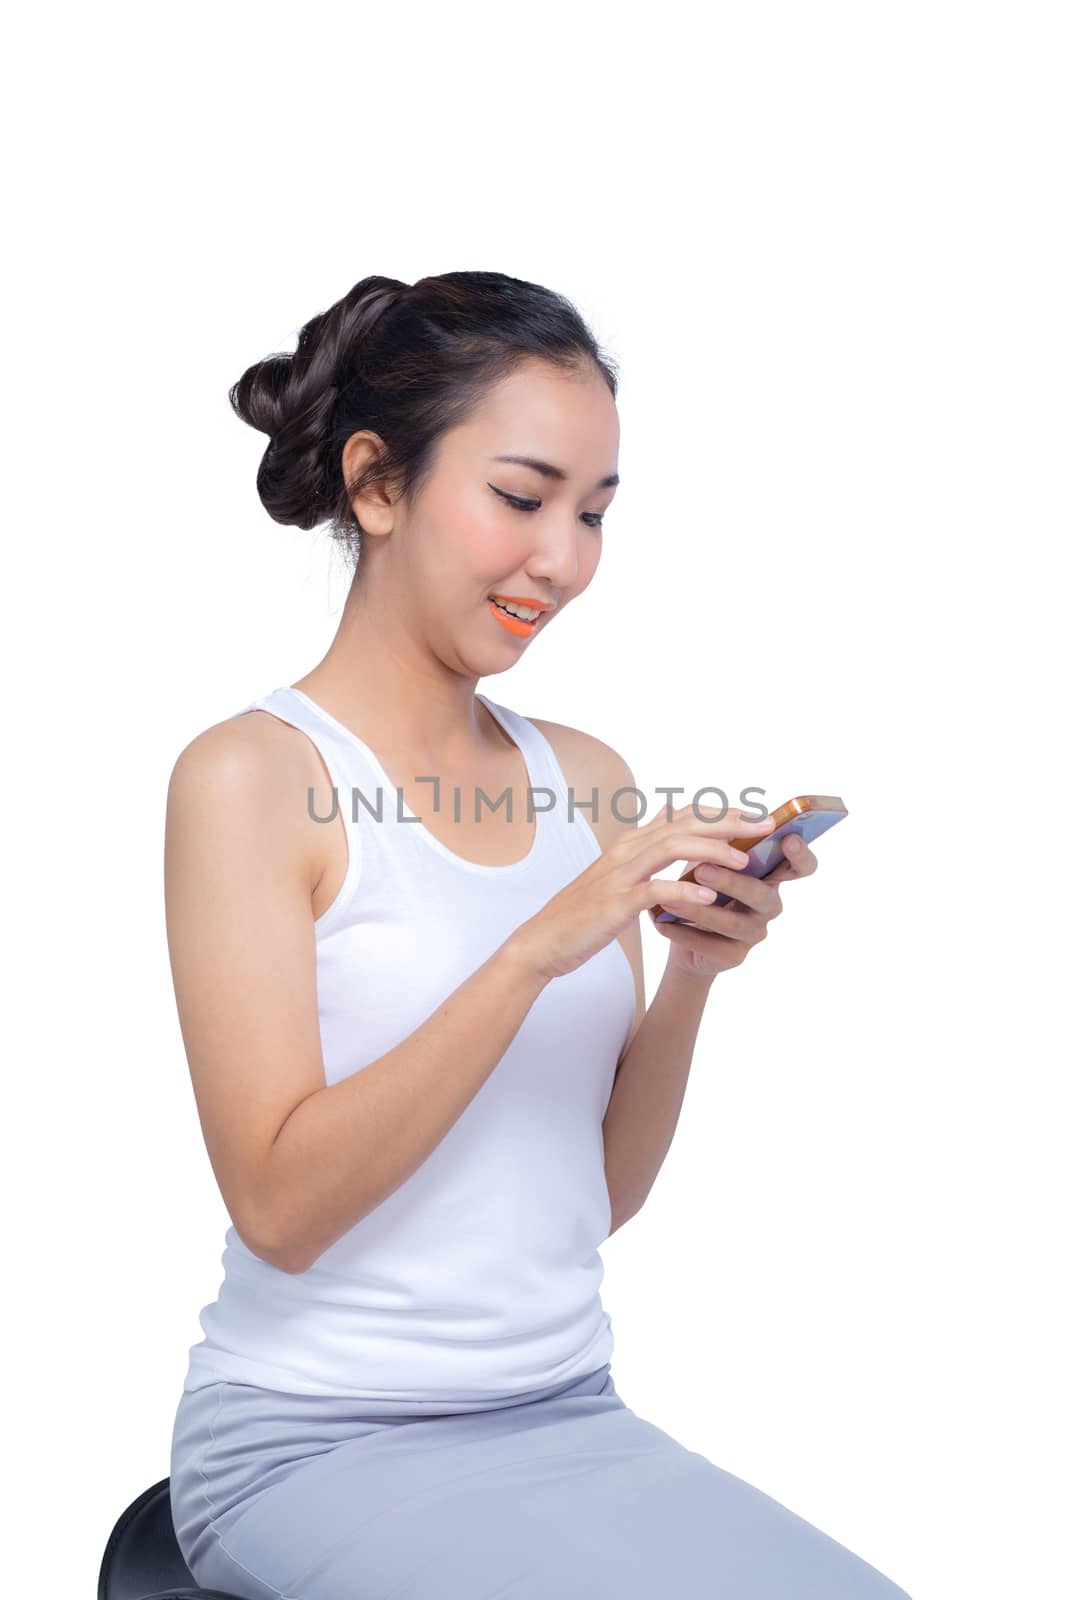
top-left (650, 794), bottom-right (848, 926)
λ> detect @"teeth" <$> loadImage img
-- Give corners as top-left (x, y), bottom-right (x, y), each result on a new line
top-left (490, 597), bottom-right (540, 621)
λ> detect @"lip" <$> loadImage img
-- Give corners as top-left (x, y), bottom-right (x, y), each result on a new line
top-left (486, 594), bottom-right (551, 639)
top-left (487, 593), bottom-right (556, 612)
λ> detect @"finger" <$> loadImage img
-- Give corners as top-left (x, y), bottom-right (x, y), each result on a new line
top-left (649, 800), bottom-right (778, 838)
top-left (652, 919), bottom-right (746, 964)
top-left (648, 876), bottom-right (731, 921)
top-left (692, 863), bottom-right (783, 917)
top-left (629, 823), bottom-right (774, 881)
top-left (762, 836), bottom-right (818, 887)
top-left (652, 893), bottom-right (763, 943)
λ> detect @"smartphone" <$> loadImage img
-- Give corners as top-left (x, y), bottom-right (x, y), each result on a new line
top-left (650, 794), bottom-right (849, 926)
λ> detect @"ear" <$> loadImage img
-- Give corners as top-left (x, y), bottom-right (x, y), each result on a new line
top-left (342, 430), bottom-right (399, 537)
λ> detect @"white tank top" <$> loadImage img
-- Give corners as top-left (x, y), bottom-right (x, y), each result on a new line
top-left (182, 684), bottom-right (637, 1402)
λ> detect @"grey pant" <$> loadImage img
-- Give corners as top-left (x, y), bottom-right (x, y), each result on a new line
top-left (170, 1364), bottom-right (912, 1599)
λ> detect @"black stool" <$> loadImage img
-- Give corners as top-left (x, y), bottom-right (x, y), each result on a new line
top-left (97, 1476), bottom-right (242, 1600)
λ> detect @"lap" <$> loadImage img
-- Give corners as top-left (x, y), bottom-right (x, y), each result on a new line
top-left (172, 1375), bottom-right (911, 1600)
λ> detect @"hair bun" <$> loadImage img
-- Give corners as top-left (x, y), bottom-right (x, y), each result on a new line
top-left (229, 278), bottom-right (409, 530)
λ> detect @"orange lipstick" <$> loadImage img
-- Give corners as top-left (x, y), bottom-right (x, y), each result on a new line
top-left (486, 593), bottom-right (553, 638)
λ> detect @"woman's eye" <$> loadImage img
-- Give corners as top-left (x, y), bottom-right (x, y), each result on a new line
top-left (492, 487), bottom-right (605, 527)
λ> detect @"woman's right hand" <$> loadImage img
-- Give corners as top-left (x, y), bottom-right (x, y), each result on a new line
top-left (508, 802), bottom-right (778, 982)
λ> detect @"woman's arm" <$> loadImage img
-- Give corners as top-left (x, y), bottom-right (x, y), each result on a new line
top-left (528, 719), bottom-right (681, 1233)
top-left (602, 964), bottom-right (713, 1232)
top-left (165, 716), bottom-right (550, 1276)
top-left (529, 721), bottom-right (804, 1236)
top-left (561, 734), bottom-right (711, 1233)
top-left (600, 809), bottom-right (816, 1229)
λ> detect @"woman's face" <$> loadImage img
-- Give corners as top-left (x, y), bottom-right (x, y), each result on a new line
top-left (383, 357), bottom-right (620, 670)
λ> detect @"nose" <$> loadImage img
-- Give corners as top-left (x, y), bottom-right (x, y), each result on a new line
top-left (521, 513), bottom-right (584, 594)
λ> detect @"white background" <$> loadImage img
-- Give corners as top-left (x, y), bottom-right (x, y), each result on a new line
top-left (4, 4), bottom-right (1063, 1597)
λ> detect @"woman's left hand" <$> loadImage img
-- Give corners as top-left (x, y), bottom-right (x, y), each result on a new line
top-left (654, 833), bottom-right (819, 980)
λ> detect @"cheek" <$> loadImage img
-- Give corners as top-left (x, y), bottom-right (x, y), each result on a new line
top-left (570, 538), bottom-right (602, 595)
top-left (419, 494), bottom-right (509, 582)
top-left (463, 509), bottom-right (530, 580)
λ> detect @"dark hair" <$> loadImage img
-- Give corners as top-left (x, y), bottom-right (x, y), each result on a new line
top-left (228, 270), bottom-right (619, 571)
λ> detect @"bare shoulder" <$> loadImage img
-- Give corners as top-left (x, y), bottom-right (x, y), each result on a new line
top-left (526, 715), bottom-right (640, 851)
top-left (165, 707), bottom-right (333, 899)
top-left (168, 706), bottom-right (318, 801)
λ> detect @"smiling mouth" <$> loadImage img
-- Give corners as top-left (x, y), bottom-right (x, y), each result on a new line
top-left (486, 597), bottom-right (545, 636)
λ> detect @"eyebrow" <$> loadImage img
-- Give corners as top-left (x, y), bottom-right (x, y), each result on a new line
top-left (490, 454), bottom-right (620, 490)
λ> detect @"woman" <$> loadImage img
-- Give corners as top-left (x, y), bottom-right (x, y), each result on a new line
top-left (166, 270), bottom-right (910, 1599)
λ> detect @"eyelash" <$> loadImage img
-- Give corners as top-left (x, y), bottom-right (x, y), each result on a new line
top-left (498, 490), bottom-right (605, 528)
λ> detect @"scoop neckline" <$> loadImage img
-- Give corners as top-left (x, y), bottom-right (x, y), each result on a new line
top-left (283, 684), bottom-right (544, 877)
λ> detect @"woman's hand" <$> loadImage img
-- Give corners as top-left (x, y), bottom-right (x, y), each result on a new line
top-left (508, 802), bottom-right (778, 983)
top-left (654, 831), bottom-right (819, 980)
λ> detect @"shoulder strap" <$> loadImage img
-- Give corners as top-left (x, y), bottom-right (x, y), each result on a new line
top-left (477, 695), bottom-right (602, 870)
top-left (229, 686), bottom-right (368, 916)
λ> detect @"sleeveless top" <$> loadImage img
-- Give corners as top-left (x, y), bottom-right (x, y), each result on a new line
top-left (181, 684), bottom-right (638, 1403)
